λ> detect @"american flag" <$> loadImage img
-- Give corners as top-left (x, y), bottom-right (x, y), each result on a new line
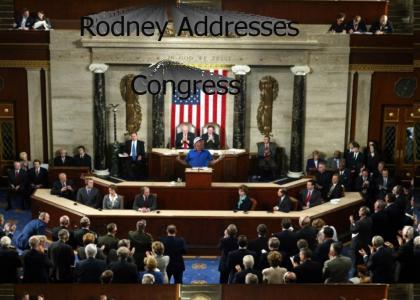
top-left (170, 69), bottom-right (228, 148)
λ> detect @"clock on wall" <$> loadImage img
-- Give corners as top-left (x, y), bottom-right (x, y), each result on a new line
top-left (394, 77), bottom-right (417, 99)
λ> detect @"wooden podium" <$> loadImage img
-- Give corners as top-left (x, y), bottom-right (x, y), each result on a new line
top-left (185, 168), bottom-right (213, 188)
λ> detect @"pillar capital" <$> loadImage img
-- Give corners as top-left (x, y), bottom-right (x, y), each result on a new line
top-left (290, 65), bottom-right (311, 76)
top-left (231, 65), bottom-right (251, 75)
top-left (89, 63), bottom-right (109, 73)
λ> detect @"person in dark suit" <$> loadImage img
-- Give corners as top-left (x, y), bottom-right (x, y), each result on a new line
top-left (97, 223), bottom-right (119, 256)
top-left (76, 178), bottom-right (101, 208)
top-left (306, 151), bottom-right (325, 174)
top-left (48, 229), bottom-right (75, 282)
top-left (258, 237), bottom-right (281, 271)
top-left (160, 225), bottom-right (187, 284)
top-left (385, 193), bottom-right (405, 246)
top-left (299, 180), bottom-right (322, 210)
top-left (345, 15), bottom-right (367, 33)
top-left (365, 143), bottom-right (381, 174)
top-left (28, 159), bottom-right (48, 190)
top-left (315, 162), bottom-right (332, 200)
top-left (75, 243), bottom-right (107, 283)
top-left (0, 236), bottom-right (21, 283)
top-left (323, 242), bottom-right (352, 283)
top-left (314, 226), bottom-right (335, 265)
top-left (22, 236), bottom-right (53, 283)
top-left (109, 246), bottom-right (139, 283)
top-left (226, 235), bottom-right (256, 283)
top-left (248, 224), bottom-right (268, 264)
top-left (360, 236), bottom-right (395, 283)
top-left (33, 10), bottom-right (52, 30)
top-left (326, 174), bottom-right (344, 201)
top-left (14, 8), bottom-right (35, 29)
top-left (128, 219), bottom-right (153, 271)
top-left (350, 206), bottom-right (372, 265)
top-left (375, 169), bottom-right (395, 200)
top-left (371, 200), bottom-right (391, 242)
top-left (77, 233), bottom-right (105, 261)
top-left (232, 254), bottom-right (262, 284)
top-left (256, 136), bottom-right (277, 179)
top-left (295, 216), bottom-right (318, 251)
top-left (73, 145), bottom-right (92, 169)
top-left (15, 212), bottom-right (49, 250)
top-left (74, 217), bottom-right (96, 248)
top-left (292, 248), bottom-right (323, 283)
top-left (218, 224), bottom-right (238, 283)
top-left (175, 124), bottom-right (195, 149)
top-left (355, 169), bottom-right (373, 204)
top-left (272, 218), bottom-right (298, 257)
top-left (326, 150), bottom-right (344, 171)
top-left (121, 132), bottom-right (146, 180)
top-left (201, 124), bottom-right (220, 150)
top-left (235, 185), bottom-right (252, 211)
top-left (370, 15), bottom-right (393, 34)
top-left (273, 188), bottom-right (292, 213)
top-left (53, 148), bottom-right (74, 166)
top-left (50, 173), bottom-right (75, 200)
top-left (328, 12), bottom-right (346, 33)
top-left (337, 160), bottom-right (351, 191)
top-left (395, 226), bottom-right (415, 283)
top-left (133, 186), bottom-right (157, 212)
top-left (348, 143), bottom-right (365, 180)
top-left (51, 215), bottom-right (76, 249)
top-left (6, 161), bottom-right (28, 210)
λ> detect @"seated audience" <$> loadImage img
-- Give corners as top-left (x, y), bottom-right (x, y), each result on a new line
top-left (292, 248), bottom-right (323, 283)
top-left (226, 235), bottom-right (256, 283)
top-left (49, 229), bottom-right (75, 282)
top-left (326, 150), bottom-right (343, 171)
top-left (121, 132), bottom-right (146, 180)
top-left (74, 217), bottom-right (97, 248)
top-left (33, 11), bottom-right (52, 30)
top-left (148, 241), bottom-right (170, 284)
top-left (273, 188), bottom-right (292, 213)
top-left (51, 215), bottom-right (76, 248)
top-left (15, 212), bottom-right (49, 250)
top-left (51, 172), bottom-right (75, 200)
top-left (176, 124), bottom-right (195, 149)
top-left (350, 206), bottom-right (372, 265)
top-left (128, 219), bottom-right (153, 271)
top-left (139, 256), bottom-right (164, 284)
top-left (306, 150), bottom-right (325, 174)
top-left (0, 236), bottom-right (21, 283)
top-left (262, 251), bottom-right (287, 284)
top-left (22, 236), bottom-right (52, 283)
top-left (160, 225), bottom-right (187, 284)
top-left (328, 13), bottom-right (346, 33)
top-left (256, 136), bottom-right (277, 178)
top-left (109, 247), bottom-right (139, 283)
top-left (76, 178), bottom-right (101, 208)
top-left (218, 224), bottom-right (238, 284)
top-left (248, 224), bottom-right (268, 263)
top-left (201, 124), bottom-right (220, 149)
top-left (54, 148), bottom-right (74, 166)
top-left (102, 185), bottom-right (123, 209)
top-left (235, 184), bottom-right (252, 211)
top-left (75, 243), bottom-right (107, 283)
top-left (14, 8), bottom-right (35, 29)
top-left (28, 159), bottom-right (48, 190)
top-left (326, 174), bottom-right (344, 201)
top-left (273, 218), bottom-right (298, 257)
top-left (245, 273), bottom-right (259, 284)
top-left (133, 186), bottom-right (157, 212)
top-left (73, 145), bottom-right (92, 169)
top-left (295, 216), bottom-right (318, 250)
top-left (345, 15), bottom-right (367, 33)
top-left (315, 162), bottom-right (332, 200)
top-left (370, 15), bottom-right (393, 34)
top-left (98, 223), bottom-right (119, 255)
top-left (232, 255), bottom-right (262, 284)
top-left (6, 161), bottom-right (28, 210)
top-left (375, 168), bottom-right (395, 199)
top-left (299, 180), bottom-right (322, 209)
top-left (323, 242), bottom-right (352, 283)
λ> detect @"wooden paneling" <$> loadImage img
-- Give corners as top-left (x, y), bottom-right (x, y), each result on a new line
top-left (0, 104), bottom-right (14, 118)
top-left (0, 31), bottom-right (49, 63)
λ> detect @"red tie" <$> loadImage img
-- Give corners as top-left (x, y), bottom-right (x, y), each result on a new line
top-left (305, 190), bottom-right (312, 206)
top-left (183, 134), bottom-right (188, 149)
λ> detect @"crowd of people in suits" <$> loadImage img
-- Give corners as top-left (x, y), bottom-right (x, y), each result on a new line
top-left (13, 8), bottom-right (52, 30)
top-left (328, 13), bottom-right (393, 34)
top-left (0, 214), bottom-right (186, 285)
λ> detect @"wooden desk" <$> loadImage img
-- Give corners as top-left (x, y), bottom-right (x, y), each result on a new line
top-left (32, 189), bottom-right (363, 255)
top-left (148, 148), bottom-right (249, 182)
top-left (90, 177), bottom-right (310, 210)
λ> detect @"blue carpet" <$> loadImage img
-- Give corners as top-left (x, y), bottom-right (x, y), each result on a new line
top-left (183, 257), bottom-right (220, 284)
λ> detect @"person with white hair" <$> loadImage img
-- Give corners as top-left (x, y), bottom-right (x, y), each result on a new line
top-left (15, 212), bottom-right (50, 250)
top-left (245, 273), bottom-right (259, 284)
top-left (51, 215), bottom-right (75, 248)
top-left (232, 254), bottom-right (262, 284)
top-left (370, 15), bottom-right (393, 34)
top-left (0, 236), bottom-right (21, 283)
top-left (75, 243), bottom-right (107, 283)
top-left (22, 236), bottom-right (52, 283)
top-left (109, 247), bottom-right (139, 283)
top-left (141, 273), bottom-right (155, 284)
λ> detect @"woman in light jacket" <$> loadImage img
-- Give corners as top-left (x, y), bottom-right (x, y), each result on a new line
top-left (149, 241), bottom-right (170, 284)
top-left (102, 185), bottom-right (122, 209)
top-left (262, 251), bottom-right (287, 284)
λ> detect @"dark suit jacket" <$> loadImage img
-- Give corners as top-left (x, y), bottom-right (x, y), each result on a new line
top-left (305, 158), bottom-right (325, 173)
top-left (347, 152), bottom-right (365, 172)
top-left (128, 230), bottom-right (153, 270)
top-left (337, 168), bottom-right (351, 191)
top-left (110, 260), bottom-right (139, 283)
top-left (22, 249), bottom-right (53, 283)
top-left (273, 230), bottom-right (298, 257)
top-left (133, 194), bottom-right (157, 211)
top-left (14, 15), bottom-right (35, 28)
top-left (277, 196), bottom-right (292, 213)
top-left (371, 210), bottom-right (391, 242)
top-left (201, 133), bottom-right (220, 150)
top-left (367, 246), bottom-right (395, 283)
top-left (315, 171), bottom-right (332, 199)
top-left (226, 248), bottom-right (256, 282)
top-left (326, 183), bottom-right (344, 201)
top-left (74, 228), bottom-right (96, 248)
top-left (323, 255), bottom-right (352, 283)
top-left (294, 260), bottom-right (323, 283)
top-left (296, 226), bottom-right (318, 250)
top-left (396, 239), bottom-right (414, 283)
top-left (218, 236), bottom-right (238, 272)
top-left (48, 240), bottom-right (75, 282)
top-left (50, 179), bottom-right (75, 200)
top-left (375, 176), bottom-right (395, 197)
top-left (328, 22), bottom-right (346, 33)
top-left (73, 154), bottom-right (92, 169)
top-left (236, 196), bottom-right (252, 211)
top-left (51, 226), bottom-right (76, 249)
top-left (366, 153), bottom-right (380, 173)
top-left (75, 257), bottom-right (107, 283)
top-left (124, 140), bottom-right (146, 161)
top-left (175, 132), bottom-right (195, 149)
top-left (385, 203), bottom-right (405, 241)
top-left (314, 239), bottom-right (334, 265)
top-left (355, 176), bottom-right (372, 196)
top-left (7, 168), bottom-right (28, 190)
top-left (257, 142), bottom-right (277, 160)
top-left (370, 21), bottom-right (393, 33)
top-left (0, 248), bottom-right (21, 283)
top-left (53, 156), bottom-right (74, 166)
top-left (28, 167), bottom-right (48, 188)
top-left (350, 216), bottom-right (373, 251)
top-left (160, 236), bottom-right (187, 272)
top-left (76, 187), bottom-right (101, 208)
top-left (97, 234), bottom-right (119, 255)
top-left (232, 268), bottom-right (262, 284)
top-left (248, 236), bottom-right (268, 263)
top-left (299, 189), bottom-right (322, 209)
top-left (345, 20), bottom-right (367, 33)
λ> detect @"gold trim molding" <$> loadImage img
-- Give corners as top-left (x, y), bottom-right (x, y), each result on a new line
top-left (0, 60), bottom-right (49, 69)
top-left (350, 64), bottom-right (413, 72)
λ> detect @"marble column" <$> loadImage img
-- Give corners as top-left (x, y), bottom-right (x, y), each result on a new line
top-left (89, 63), bottom-right (109, 175)
top-left (231, 65), bottom-right (251, 149)
top-left (152, 92), bottom-right (165, 148)
top-left (288, 65), bottom-right (310, 178)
